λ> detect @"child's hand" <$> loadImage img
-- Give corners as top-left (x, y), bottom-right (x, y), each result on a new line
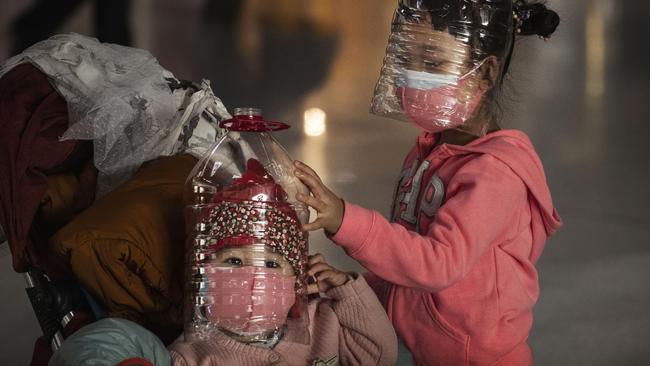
top-left (307, 253), bottom-right (350, 294)
top-left (293, 161), bottom-right (344, 235)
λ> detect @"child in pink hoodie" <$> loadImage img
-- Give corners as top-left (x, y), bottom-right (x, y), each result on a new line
top-left (294, 1), bottom-right (562, 365)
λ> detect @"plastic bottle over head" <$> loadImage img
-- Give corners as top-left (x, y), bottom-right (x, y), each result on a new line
top-left (183, 108), bottom-right (310, 343)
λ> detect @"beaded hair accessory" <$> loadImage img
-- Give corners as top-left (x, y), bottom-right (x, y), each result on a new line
top-left (513, 9), bottom-right (530, 35)
top-left (513, 0), bottom-right (560, 41)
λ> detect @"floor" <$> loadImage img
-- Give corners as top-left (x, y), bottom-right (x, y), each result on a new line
top-left (0, 0), bottom-right (648, 365)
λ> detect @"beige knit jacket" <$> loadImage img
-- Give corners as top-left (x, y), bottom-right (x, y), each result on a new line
top-left (169, 275), bottom-right (398, 366)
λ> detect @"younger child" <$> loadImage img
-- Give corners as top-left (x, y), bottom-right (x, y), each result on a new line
top-left (172, 157), bottom-right (397, 365)
top-left (169, 247), bottom-right (398, 366)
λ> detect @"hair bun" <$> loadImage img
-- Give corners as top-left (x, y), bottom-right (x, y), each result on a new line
top-left (514, 1), bottom-right (560, 38)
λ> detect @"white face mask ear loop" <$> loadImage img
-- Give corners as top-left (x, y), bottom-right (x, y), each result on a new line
top-left (458, 58), bottom-right (489, 82)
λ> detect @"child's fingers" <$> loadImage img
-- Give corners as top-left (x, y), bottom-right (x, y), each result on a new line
top-left (308, 253), bottom-right (326, 266)
top-left (316, 270), bottom-right (345, 291)
top-left (295, 192), bottom-right (325, 212)
top-left (307, 262), bottom-right (333, 277)
top-left (294, 168), bottom-right (327, 198)
top-left (307, 283), bottom-right (320, 295)
top-left (294, 161), bottom-right (323, 183)
top-left (302, 219), bottom-right (324, 232)
top-left (316, 270), bottom-right (338, 282)
top-left (294, 161), bottom-right (340, 203)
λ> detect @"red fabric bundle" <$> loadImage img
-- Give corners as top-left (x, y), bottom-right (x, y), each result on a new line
top-left (0, 63), bottom-right (79, 272)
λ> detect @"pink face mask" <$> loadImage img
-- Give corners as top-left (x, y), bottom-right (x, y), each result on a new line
top-left (206, 266), bottom-right (296, 334)
top-left (398, 68), bottom-right (486, 133)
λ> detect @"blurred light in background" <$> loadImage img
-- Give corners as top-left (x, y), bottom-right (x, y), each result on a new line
top-left (303, 107), bottom-right (327, 136)
top-left (572, 0), bottom-right (611, 164)
top-left (585, 0), bottom-right (606, 99)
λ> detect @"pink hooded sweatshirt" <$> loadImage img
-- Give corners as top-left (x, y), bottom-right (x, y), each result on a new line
top-left (331, 130), bottom-right (562, 366)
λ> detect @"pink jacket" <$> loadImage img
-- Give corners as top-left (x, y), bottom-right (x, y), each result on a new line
top-left (169, 275), bottom-right (397, 366)
top-left (332, 130), bottom-right (562, 366)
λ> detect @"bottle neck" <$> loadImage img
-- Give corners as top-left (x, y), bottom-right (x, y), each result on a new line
top-left (233, 107), bottom-right (262, 117)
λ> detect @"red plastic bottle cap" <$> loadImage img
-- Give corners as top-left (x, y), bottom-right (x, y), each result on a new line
top-left (220, 107), bottom-right (290, 132)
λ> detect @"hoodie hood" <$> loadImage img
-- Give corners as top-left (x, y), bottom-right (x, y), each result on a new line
top-left (442, 129), bottom-right (562, 262)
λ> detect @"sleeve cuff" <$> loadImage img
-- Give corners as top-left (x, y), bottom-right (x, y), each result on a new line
top-left (330, 201), bottom-right (376, 255)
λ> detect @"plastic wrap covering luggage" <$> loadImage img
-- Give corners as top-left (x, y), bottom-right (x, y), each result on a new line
top-left (0, 33), bottom-right (230, 196)
top-left (0, 63), bottom-right (83, 272)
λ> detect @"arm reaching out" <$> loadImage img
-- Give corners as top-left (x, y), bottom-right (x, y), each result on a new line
top-left (295, 157), bottom-right (526, 292)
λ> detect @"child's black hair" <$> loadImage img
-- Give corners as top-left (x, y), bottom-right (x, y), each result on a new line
top-left (409, 0), bottom-right (560, 125)
top-left (495, 1), bottom-right (560, 125)
top-left (389, 0), bottom-right (560, 126)
top-left (402, 0), bottom-right (560, 79)
top-left (502, 1), bottom-right (561, 78)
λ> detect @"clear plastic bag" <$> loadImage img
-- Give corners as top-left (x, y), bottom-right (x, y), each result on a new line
top-left (0, 33), bottom-right (230, 196)
top-left (184, 108), bottom-right (310, 344)
top-left (370, 0), bottom-right (515, 136)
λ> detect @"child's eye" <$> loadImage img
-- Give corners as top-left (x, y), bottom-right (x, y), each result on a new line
top-left (225, 257), bottom-right (243, 266)
top-left (265, 260), bottom-right (280, 269)
top-left (424, 60), bottom-right (443, 68)
top-left (395, 53), bottom-right (410, 64)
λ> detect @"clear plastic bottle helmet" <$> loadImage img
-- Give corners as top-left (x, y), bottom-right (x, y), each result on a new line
top-left (184, 107), bottom-right (310, 344)
top-left (370, 0), bottom-right (517, 136)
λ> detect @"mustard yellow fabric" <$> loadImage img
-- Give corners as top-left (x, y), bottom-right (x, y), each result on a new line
top-left (49, 155), bottom-right (196, 342)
